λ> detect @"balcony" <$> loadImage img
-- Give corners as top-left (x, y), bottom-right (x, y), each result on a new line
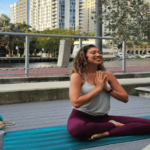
top-left (52, 11), bottom-right (57, 16)
top-left (52, 1), bottom-right (57, 5)
top-left (52, 5), bottom-right (57, 9)
top-left (52, 8), bottom-right (57, 12)
top-left (52, 19), bottom-right (57, 23)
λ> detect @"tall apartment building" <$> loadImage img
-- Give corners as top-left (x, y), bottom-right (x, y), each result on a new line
top-left (10, 0), bottom-right (150, 33)
top-left (10, 0), bottom-right (30, 24)
top-left (30, 0), bottom-right (77, 31)
top-left (10, 0), bottom-right (110, 33)
top-left (75, 0), bottom-right (86, 31)
top-left (82, 0), bottom-right (112, 35)
top-left (10, 3), bottom-right (17, 24)
top-left (30, 0), bottom-right (51, 30)
top-left (10, 0), bottom-right (84, 31)
top-left (51, 0), bottom-right (76, 30)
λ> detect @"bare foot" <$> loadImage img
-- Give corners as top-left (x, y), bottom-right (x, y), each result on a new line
top-left (88, 131), bottom-right (109, 141)
top-left (108, 120), bottom-right (124, 127)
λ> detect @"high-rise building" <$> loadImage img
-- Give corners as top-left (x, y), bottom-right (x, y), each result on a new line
top-left (75, 0), bottom-right (86, 31)
top-left (10, 0), bottom-right (83, 31)
top-left (10, 0), bottom-right (150, 33)
top-left (10, 3), bottom-right (17, 24)
top-left (10, 0), bottom-right (30, 25)
top-left (82, 0), bottom-right (112, 35)
top-left (50, 0), bottom-right (76, 30)
top-left (10, 0), bottom-right (110, 33)
top-left (30, 0), bottom-right (77, 31)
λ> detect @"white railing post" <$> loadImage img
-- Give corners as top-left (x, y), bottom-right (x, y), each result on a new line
top-left (122, 41), bottom-right (126, 73)
top-left (79, 38), bottom-right (82, 49)
top-left (25, 36), bottom-right (29, 77)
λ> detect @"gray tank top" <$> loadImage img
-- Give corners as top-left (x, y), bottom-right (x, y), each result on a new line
top-left (72, 72), bottom-right (111, 116)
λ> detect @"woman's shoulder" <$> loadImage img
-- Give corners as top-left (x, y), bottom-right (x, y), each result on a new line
top-left (70, 72), bottom-right (83, 80)
top-left (71, 72), bottom-right (81, 77)
top-left (71, 72), bottom-right (85, 85)
top-left (102, 71), bottom-right (113, 76)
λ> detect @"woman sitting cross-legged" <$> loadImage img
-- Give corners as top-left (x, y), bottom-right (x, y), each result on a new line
top-left (67, 44), bottom-right (150, 141)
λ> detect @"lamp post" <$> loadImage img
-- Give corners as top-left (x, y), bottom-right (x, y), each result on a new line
top-left (95, 0), bottom-right (102, 53)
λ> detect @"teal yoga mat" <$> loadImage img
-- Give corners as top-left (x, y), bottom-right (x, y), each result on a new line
top-left (0, 114), bottom-right (3, 121)
top-left (3, 116), bottom-right (150, 150)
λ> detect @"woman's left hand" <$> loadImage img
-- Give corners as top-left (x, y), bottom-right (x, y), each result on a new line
top-left (99, 71), bottom-right (110, 92)
top-left (103, 76), bottom-right (110, 92)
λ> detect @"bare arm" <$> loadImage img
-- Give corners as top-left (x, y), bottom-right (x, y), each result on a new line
top-left (69, 72), bottom-right (107, 108)
top-left (107, 72), bottom-right (129, 103)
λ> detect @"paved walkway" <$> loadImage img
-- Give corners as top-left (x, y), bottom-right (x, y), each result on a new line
top-left (0, 66), bottom-right (150, 77)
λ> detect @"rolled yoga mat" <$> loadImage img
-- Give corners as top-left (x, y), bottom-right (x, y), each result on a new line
top-left (0, 114), bottom-right (3, 121)
top-left (3, 116), bottom-right (150, 150)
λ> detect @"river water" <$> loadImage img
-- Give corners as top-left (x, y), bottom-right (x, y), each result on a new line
top-left (0, 58), bottom-right (150, 68)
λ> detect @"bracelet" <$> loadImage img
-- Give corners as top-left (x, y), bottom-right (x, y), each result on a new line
top-left (106, 88), bottom-right (113, 93)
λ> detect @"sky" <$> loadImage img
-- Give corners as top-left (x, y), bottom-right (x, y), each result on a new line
top-left (1, 0), bottom-right (150, 18)
top-left (0, 0), bottom-right (17, 18)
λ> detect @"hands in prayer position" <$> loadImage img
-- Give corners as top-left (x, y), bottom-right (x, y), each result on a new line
top-left (94, 71), bottom-right (110, 92)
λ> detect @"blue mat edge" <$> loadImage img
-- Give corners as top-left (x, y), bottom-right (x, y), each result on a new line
top-left (4, 115), bottom-right (150, 134)
top-left (3, 116), bottom-right (150, 150)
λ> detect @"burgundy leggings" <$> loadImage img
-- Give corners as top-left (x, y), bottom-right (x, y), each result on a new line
top-left (67, 109), bottom-right (150, 140)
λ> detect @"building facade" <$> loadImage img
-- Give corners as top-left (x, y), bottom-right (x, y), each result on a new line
top-left (10, 0), bottom-right (85, 31)
top-left (30, 0), bottom-right (51, 30)
top-left (78, 0), bottom-right (112, 35)
top-left (10, 0), bottom-right (30, 24)
top-left (12, 0), bottom-right (147, 34)
top-left (126, 45), bottom-right (150, 55)
top-left (75, 0), bottom-right (86, 31)
top-left (29, 0), bottom-right (77, 31)
top-left (10, 3), bottom-right (17, 24)
top-left (16, 0), bottom-right (28, 24)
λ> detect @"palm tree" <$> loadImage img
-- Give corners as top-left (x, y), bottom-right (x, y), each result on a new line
top-left (0, 14), bottom-right (25, 57)
top-left (16, 21), bottom-right (32, 31)
top-left (16, 21), bottom-right (33, 54)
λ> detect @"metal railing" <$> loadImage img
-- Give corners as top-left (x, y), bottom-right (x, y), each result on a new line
top-left (0, 32), bottom-right (126, 77)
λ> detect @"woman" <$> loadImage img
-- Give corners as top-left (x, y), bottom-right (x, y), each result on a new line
top-left (67, 45), bottom-right (150, 141)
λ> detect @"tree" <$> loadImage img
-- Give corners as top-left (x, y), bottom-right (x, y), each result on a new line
top-left (126, 40), bottom-right (134, 48)
top-left (88, 32), bottom-right (95, 36)
top-left (29, 28), bottom-right (90, 57)
top-left (16, 22), bottom-right (33, 54)
top-left (16, 21), bottom-right (32, 31)
top-left (0, 14), bottom-right (25, 57)
top-left (92, 0), bottom-right (150, 46)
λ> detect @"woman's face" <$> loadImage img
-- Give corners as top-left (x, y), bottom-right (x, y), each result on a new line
top-left (85, 47), bottom-right (103, 65)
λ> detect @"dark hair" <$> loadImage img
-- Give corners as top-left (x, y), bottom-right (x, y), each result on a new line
top-left (70, 44), bottom-right (106, 79)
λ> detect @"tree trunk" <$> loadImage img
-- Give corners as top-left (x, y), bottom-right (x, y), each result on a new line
top-left (41, 51), bottom-right (42, 58)
top-left (34, 49), bottom-right (36, 56)
top-left (48, 51), bottom-right (50, 57)
top-left (54, 48), bottom-right (56, 57)
top-left (8, 48), bottom-right (12, 57)
top-left (8, 41), bottom-right (13, 57)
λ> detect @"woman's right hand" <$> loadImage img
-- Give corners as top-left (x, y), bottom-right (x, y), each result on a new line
top-left (94, 71), bottom-right (107, 92)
